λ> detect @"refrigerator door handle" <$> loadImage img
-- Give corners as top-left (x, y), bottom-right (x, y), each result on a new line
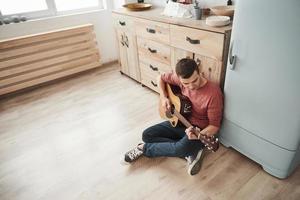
top-left (229, 41), bottom-right (237, 70)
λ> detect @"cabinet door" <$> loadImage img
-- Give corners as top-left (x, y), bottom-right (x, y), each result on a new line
top-left (125, 32), bottom-right (141, 82)
top-left (116, 30), bottom-right (129, 75)
top-left (171, 47), bottom-right (193, 70)
top-left (194, 54), bottom-right (222, 85)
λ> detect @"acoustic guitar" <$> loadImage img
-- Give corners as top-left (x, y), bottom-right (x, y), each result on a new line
top-left (159, 83), bottom-right (219, 152)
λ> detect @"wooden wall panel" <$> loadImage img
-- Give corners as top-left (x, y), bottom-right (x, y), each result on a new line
top-left (0, 24), bottom-right (101, 96)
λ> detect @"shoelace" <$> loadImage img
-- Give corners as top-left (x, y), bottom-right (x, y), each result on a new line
top-left (128, 148), bottom-right (142, 160)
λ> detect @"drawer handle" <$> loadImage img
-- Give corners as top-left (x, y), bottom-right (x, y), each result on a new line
top-left (186, 36), bottom-right (200, 44)
top-left (146, 28), bottom-right (156, 34)
top-left (148, 48), bottom-right (157, 53)
top-left (151, 81), bottom-right (158, 87)
top-left (119, 21), bottom-right (126, 26)
top-left (149, 64), bottom-right (158, 71)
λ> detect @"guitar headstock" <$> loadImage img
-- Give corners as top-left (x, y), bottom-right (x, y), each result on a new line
top-left (197, 133), bottom-right (219, 152)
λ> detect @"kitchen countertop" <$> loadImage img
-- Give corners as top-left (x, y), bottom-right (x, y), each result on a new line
top-left (112, 7), bottom-right (232, 34)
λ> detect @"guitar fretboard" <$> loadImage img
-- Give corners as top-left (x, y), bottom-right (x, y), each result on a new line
top-left (173, 109), bottom-right (192, 128)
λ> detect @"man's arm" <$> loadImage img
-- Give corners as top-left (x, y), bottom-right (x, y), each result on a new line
top-left (199, 125), bottom-right (219, 137)
top-left (157, 74), bottom-right (168, 99)
top-left (157, 75), bottom-right (171, 112)
top-left (203, 86), bottom-right (223, 137)
top-left (185, 125), bottom-right (219, 140)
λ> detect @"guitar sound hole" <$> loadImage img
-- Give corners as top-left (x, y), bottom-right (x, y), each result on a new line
top-left (166, 111), bottom-right (173, 118)
top-left (165, 105), bottom-right (175, 118)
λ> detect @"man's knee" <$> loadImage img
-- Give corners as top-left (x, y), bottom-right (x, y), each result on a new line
top-left (142, 127), bottom-right (154, 142)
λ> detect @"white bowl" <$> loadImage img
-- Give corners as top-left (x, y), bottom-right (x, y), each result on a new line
top-left (206, 16), bottom-right (231, 27)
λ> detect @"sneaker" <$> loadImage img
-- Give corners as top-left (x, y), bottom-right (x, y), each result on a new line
top-left (187, 149), bottom-right (204, 176)
top-left (123, 144), bottom-right (144, 163)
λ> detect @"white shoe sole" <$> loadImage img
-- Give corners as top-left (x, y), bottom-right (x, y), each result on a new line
top-left (120, 155), bottom-right (131, 165)
top-left (188, 149), bottom-right (204, 175)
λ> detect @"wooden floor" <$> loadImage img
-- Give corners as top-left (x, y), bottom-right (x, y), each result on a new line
top-left (0, 63), bottom-right (299, 200)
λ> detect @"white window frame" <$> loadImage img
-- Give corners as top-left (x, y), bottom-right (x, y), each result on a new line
top-left (0, 0), bottom-right (104, 22)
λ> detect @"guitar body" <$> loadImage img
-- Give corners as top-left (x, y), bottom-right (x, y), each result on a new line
top-left (159, 84), bottom-right (192, 127)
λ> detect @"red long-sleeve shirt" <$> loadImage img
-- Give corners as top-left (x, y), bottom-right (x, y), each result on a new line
top-left (161, 72), bottom-right (224, 129)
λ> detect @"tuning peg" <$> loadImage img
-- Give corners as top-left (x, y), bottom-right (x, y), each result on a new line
top-left (216, 138), bottom-right (219, 142)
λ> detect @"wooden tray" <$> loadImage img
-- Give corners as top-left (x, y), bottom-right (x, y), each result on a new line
top-left (123, 3), bottom-right (152, 11)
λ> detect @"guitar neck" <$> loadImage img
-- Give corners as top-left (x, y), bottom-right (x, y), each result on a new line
top-left (173, 109), bottom-right (192, 128)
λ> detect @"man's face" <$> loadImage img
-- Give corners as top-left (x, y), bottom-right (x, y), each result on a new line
top-left (179, 70), bottom-right (202, 90)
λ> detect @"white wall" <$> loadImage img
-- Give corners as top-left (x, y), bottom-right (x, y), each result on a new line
top-left (113, 0), bottom-right (126, 8)
top-left (0, 9), bottom-right (118, 64)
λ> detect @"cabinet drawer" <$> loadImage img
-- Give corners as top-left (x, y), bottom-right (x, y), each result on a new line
top-left (170, 25), bottom-right (224, 61)
top-left (140, 62), bottom-right (159, 77)
top-left (139, 55), bottom-right (172, 74)
top-left (112, 14), bottom-right (135, 32)
top-left (135, 19), bottom-right (170, 44)
top-left (137, 38), bottom-right (171, 66)
top-left (141, 72), bottom-right (159, 93)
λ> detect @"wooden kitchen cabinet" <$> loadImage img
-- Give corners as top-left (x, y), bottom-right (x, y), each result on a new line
top-left (113, 14), bottom-right (140, 82)
top-left (112, 8), bottom-right (231, 92)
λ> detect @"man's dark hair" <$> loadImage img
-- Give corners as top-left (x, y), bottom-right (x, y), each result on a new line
top-left (175, 58), bottom-right (199, 79)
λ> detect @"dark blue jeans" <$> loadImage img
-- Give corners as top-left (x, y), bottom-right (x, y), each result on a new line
top-left (142, 121), bottom-right (204, 158)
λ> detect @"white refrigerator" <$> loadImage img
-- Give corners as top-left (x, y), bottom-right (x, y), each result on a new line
top-left (219, 0), bottom-right (300, 179)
